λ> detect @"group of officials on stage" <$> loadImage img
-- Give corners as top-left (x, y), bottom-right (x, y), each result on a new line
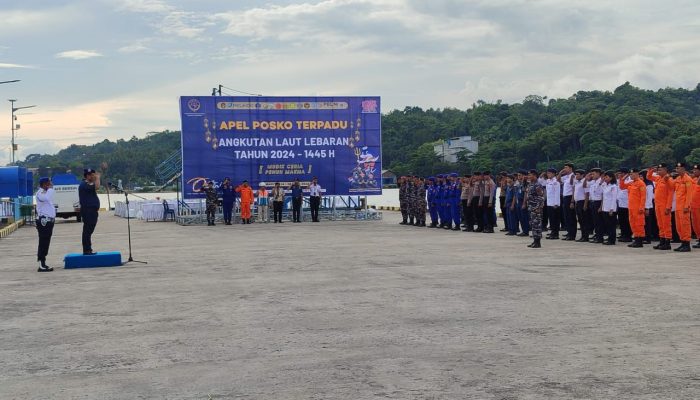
top-left (399, 163), bottom-right (700, 251)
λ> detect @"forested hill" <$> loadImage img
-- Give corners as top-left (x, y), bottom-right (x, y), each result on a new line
top-left (383, 82), bottom-right (700, 175)
top-left (17, 83), bottom-right (700, 185)
top-left (19, 130), bottom-right (181, 186)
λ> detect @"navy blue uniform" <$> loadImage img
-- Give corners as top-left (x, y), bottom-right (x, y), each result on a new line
top-left (79, 180), bottom-right (100, 253)
top-left (221, 184), bottom-right (235, 224)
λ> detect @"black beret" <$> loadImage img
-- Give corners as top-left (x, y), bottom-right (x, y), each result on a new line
top-left (528, 169), bottom-right (538, 175)
top-left (590, 168), bottom-right (602, 173)
top-left (575, 169), bottom-right (586, 174)
top-left (618, 167), bottom-right (630, 173)
top-left (517, 169), bottom-right (527, 175)
top-left (657, 163), bottom-right (668, 169)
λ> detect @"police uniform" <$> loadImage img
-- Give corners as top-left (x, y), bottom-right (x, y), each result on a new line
top-left (36, 177), bottom-right (56, 272)
top-left (515, 170), bottom-right (530, 236)
top-left (469, 172), bottom-right (483, 232)
top-left (526, 170), bottom-right (545, 248)
top-left (460, 175), bottom-right (472, 231)
top-left (220, 178), bottom-right (235, 225)
top-left (449, 173), bottom-right (461, 230)
top-left (427, 177), bottom-right (439, 228)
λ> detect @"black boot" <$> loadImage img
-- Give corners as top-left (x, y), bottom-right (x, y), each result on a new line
top-left (409, 218), bottom-right (415, 226)
top-left (693, 241), bottom-right (700, 249)
top-left (653, 239), bottom-right (663, 249)
top-left (628, 237), bottom-right (643, 248)
top-left (660, 238), bottom-right (672, 250)
top-left (399, 216), bottom-right (407, 225)
top-left (529, 238), bottom-right (541, 248)
top-left (38, 259), bottom-right (53, 272)
top-left (674, 241), bottom-right (691, 252)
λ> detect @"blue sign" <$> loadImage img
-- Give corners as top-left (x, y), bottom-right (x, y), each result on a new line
top-left (179, 96), bottom-right (382, 198)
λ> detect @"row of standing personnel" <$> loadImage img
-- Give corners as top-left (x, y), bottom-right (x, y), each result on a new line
top-left (398, 163), bottom-right (700, 251)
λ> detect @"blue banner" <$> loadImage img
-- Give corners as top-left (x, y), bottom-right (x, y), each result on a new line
top-left (179, 96), bottom-right (381, 198)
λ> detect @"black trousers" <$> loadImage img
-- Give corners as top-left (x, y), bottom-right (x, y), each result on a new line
top-left (81, 207), bottom-right (98, 253)
top-left (36, 218), bottom-right (54, 262)
top-left (547, 206), bottom-right (560, 235)
top-left (292, 198), bottom-right (302, 222)
top-left (645, 208), bottom-right (659, 240)
top-left (273, 201), bottom-right (283, 222)
top-left (563, 195), bottom-right (577, 238)
top-left (470, 197), bottom-right (482, 230)
top-left (590, 201), bottom-right (603, 241)
top-left (575, 200), bottom-right (591, 238)
top-left (603, 211), bottom-right (617, 243)
top-left (310, 196), bottom-right (321, 221)
top-left (482, 197), bottom-right (495, 230)
top-left (461, 199), bottom-right (470, 228)
top-left (618, 208), bottom-right (631, 238)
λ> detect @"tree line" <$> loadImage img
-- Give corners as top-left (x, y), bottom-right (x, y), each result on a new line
top-left (17, 82), bottom-right (700, 185)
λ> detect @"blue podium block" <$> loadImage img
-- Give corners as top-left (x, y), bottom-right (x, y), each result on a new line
top-left (64, 252), bottom-right (122, 269)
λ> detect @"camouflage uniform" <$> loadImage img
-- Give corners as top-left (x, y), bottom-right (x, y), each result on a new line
top-left (416, 181), bottom-right (427, 226)
top-left (399, 180), bottom-right (409, 224)
top-left (407, 181), bottom-right (417, 225)
top-left (204, 185), bottom-right (218, 225)
top-left (527, 180), bottom-right (545, 239)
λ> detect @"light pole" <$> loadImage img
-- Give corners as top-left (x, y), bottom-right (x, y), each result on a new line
top-left (9, 99), bottom-right (36, 164)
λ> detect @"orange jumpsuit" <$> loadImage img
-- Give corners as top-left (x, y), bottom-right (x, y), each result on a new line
top-left (692, 176), bottom-right (700, 240)
top-left (619, 178), bottom-right (646, 238)
top-left (651, 174), bottom-right (675, 239)
top-left (674, 174), bottom-right (695, 242)
top-left (236, 185), bottom-right (254, 219)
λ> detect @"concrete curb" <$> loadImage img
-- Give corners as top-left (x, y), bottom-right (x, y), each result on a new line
top-left (0, 219), bottom-right (25, 239)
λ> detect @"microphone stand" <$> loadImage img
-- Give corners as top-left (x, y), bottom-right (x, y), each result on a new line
top-left (109, 183), bottom-right (147, 265)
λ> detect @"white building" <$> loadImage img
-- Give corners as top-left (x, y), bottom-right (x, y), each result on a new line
top-left (433, 136), bottom-right (479, 163)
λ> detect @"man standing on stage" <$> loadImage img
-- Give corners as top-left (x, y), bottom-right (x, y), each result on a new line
top-left (220, 177), bottom-right (235, 225)
top-left (309, 177), bottom-right (322, 222)
top-left (35, 177), bottom-right (56, 271)
top-left (236, 180), bottom-right (254, 224)
top-left (291, 179), bottom-right (303, 223)
top-left (79, 168), bottom-right (100, 255)
top-left (203, 180), bottom-right (218, 226)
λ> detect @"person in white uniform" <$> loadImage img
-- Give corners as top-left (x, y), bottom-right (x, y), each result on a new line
top-left (35, 177), bottom-right (56, 272)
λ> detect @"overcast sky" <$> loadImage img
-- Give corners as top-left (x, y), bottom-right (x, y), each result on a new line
top-left (1, 0), bottom-right (699, 163)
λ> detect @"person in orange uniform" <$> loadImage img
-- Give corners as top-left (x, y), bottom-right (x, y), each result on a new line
top-left (649, 163), bottom-right (675, 250)
top-left (236, 180), bottom-right (255, 224)
top-left (692, 164), bottom-right (700, 249)
top-left (619, 168), bottom-right (647, 248)
top-left (673, 162), bottom-right (694, 252)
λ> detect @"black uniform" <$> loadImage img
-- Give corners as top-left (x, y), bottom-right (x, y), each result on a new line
top-left (79, 180), bottom-right (100, 254)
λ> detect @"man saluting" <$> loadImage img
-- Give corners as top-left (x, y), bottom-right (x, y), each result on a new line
top-left (35, 177), bottom-right (56, 272)
top-left (79, 168), bottom-right (100, 255)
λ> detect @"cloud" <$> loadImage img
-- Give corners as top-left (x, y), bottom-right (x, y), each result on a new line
top-left (0, 62), bottom-right (34, 69)
top-left (117, 0), bottom-right (173, 13)
top-left (55, 50), bottom-right (103, 60)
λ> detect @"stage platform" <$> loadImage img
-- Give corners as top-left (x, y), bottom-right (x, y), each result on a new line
top-left (64, 252), bottom-right (122, 269)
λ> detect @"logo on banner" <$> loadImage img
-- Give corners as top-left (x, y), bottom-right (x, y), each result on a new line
top-left (361, 99), bottom-right (378, 113)
top-left (187, 98), bottom-right (201, 112)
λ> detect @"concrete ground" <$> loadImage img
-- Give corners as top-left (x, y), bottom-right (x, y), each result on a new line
top-left (1, 212), bottom-right (699, 400)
